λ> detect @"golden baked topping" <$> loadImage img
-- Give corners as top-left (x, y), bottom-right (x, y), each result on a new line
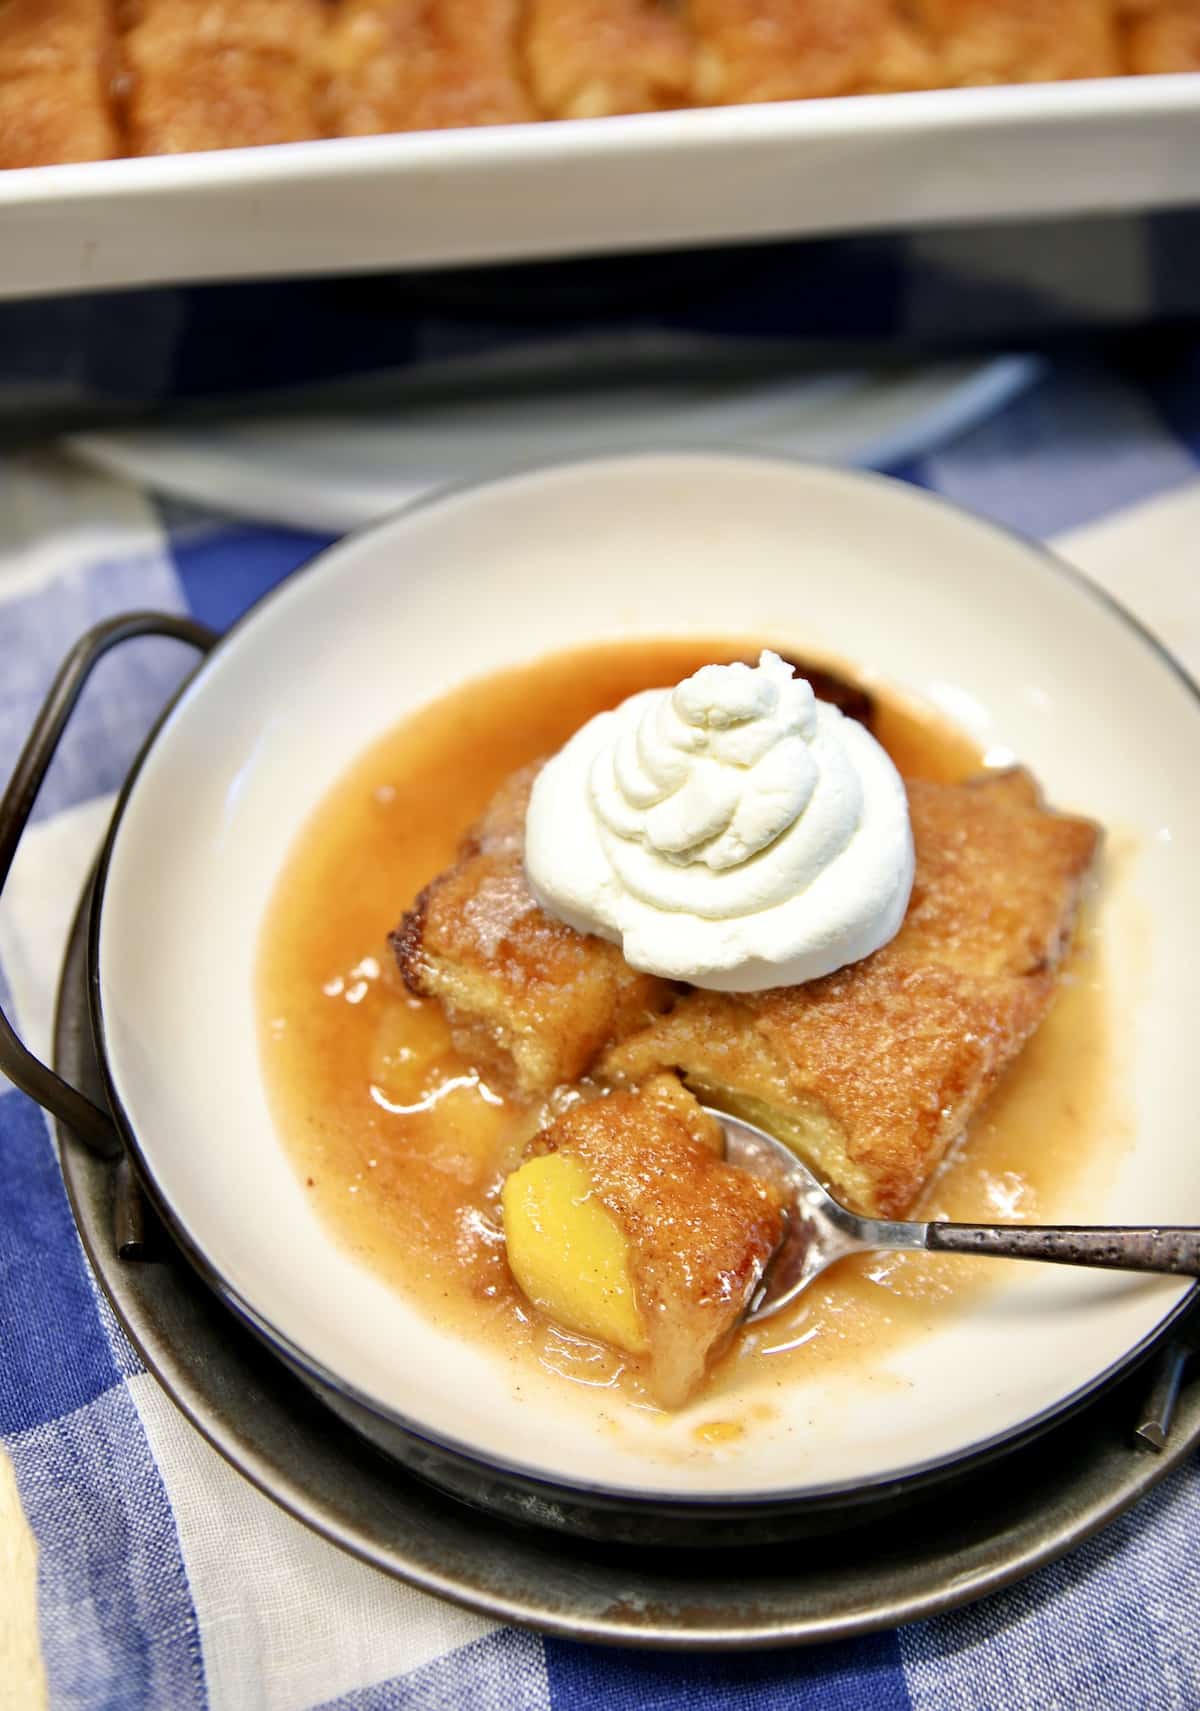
top-left (4, 1), bottom-right (1195, 169)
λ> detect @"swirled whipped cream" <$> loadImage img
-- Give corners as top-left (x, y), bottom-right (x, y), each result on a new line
top-left (524, 651), bottom-right (914, 991)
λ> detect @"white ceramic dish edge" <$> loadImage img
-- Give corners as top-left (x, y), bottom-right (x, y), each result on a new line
top-left (4, 79), bottom-right (1200, 300)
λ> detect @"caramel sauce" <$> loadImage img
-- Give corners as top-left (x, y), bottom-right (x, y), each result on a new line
top-left (257, 639), bottom-right (1118, 1419)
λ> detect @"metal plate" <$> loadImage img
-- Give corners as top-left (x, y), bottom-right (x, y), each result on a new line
top-left (52, 878), bottom-right (1200, 1648)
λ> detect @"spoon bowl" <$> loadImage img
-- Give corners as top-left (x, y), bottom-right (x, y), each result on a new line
top-left (712, 1107), bottom-right (1200, 1323)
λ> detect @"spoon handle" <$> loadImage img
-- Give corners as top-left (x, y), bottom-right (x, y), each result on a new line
top-left (924, 1223), bottom-right (1200, 1276)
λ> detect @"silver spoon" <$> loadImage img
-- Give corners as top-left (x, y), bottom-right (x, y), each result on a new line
top-left (714, 1107), bottom-right (1200, 1324)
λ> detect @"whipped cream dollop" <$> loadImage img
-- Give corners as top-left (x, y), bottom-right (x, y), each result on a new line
top-left (524, 651), bottom-right (914, 991)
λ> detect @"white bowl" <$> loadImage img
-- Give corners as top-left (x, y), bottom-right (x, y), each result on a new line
top-left (93, 452), bottom-right (1199, 1513)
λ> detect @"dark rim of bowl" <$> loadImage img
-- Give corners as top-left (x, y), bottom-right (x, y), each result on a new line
top-left (86, 447), bottom-right (1200, 1516)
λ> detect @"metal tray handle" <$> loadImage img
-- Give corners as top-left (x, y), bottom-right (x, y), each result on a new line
top-left (0, 612), bottom-right (218, 1157)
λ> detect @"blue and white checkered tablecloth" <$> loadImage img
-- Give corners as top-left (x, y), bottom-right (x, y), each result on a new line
top-left (2, 344), bottom-right (1200, 1710)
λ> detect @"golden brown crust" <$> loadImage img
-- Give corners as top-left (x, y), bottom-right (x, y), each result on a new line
top-left (610, 960), bottom-right (1054, 1220)
top-left (916, 0), bottom-right (1122, 83)
top-left (0, 0), bottom-right (119, 167)
top-left (528, 1075), bottom-right (783, 1405)
top-left (689, 0), bottom-right (937, 103)
top-left (391, 764), bottom-right (674, 1098)
top-left (1121, 0), bottom-right (1200, 70)
top-left (525, 0), bottom-right (696, 118)
top-left (897, 771), bottom-right (1100, 978)
top-left (324, 0), bottom-right (536, 134)
top-left (603, 770), bottom-right (1100, 1219)
top-left (8, 0), bottom-right (1193, 168)
top-left (120, 0), bottom-right (326, 154)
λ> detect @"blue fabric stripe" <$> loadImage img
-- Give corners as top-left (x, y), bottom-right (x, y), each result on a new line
top-left (169, 523), bottom-right (333, 634)
top-left (879, 456), bottom-right (934, 492)
top-left (921, 361), bottom-right (1199, 539)
top-left (314, 1628), bottom-right (547, 1710)
top-left (0, 548), bottom-right (191, 825)
top-left (88, 1271), bottom-right (148, 1384)
top-left (544, 1629), bottom-right (911, 1711)
top-left (0, 1091), bottom-right (120, 1433)
top-left (899, 1453), bottom-right (1200, 1710)
top-left (8, 1381), bottom-right (207, 1711)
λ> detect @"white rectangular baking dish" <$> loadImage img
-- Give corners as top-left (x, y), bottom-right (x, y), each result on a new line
top-left (3, 75), bottom-right (1199, 301)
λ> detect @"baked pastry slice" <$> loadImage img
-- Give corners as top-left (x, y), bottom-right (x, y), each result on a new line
top-left (915, 0), bottom-right (1122, 84)
top-left (889, 767), bottom-right (1099, 979)
top-left (502, 1074), bottom-right (784, 1406)
top-left (1121, 0), bottom-right (1200, 70)
top-left (603, 771), bottom-right (1099, 1219)
top-left (120, 0), bottom-right (327, 154)
top-left (324, 0), bottom-right (535, 133)
top-left (524, 0), bottom-right (696, 118)
top-left (0, 0), bottom-right (119, 168)
top-left (689, 0), bottom-right (936, 103)
top-left (392, 765), bottom-right (673, 1098)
